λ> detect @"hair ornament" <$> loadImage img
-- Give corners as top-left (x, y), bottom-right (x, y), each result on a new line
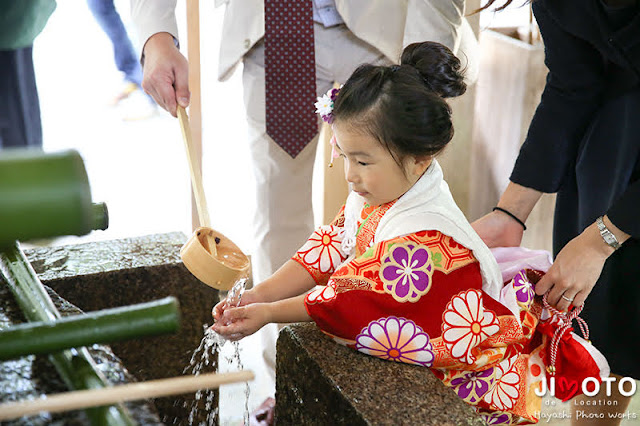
top-left (314, 85), bottom-right (342, 124)
top-left (390, 64), bottom-right (401, 72)
top-left (328, 135), bottom-right (340, 168)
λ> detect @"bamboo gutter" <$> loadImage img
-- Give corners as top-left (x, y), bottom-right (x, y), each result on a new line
top-left (0, 242), bottom-right (137, 425)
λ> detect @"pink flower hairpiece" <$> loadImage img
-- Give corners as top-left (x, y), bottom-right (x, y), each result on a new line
top-left (314, 86), bottom-right (342, 124)
top-left (328, 135), bottom-right (340, 168)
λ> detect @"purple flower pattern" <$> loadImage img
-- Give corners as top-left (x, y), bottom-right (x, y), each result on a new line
top-left (479, 411), bottom-right (513, 425)
top-left (355, 316), bottom-right (434, 367)
top-left (380, 243), bottom-right (434, 302)
top-left (450, 368), bottom-right (496, 403)
top-left (512, 270), bottom-right (535, 308)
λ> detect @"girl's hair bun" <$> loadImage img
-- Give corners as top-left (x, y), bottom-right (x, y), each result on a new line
top-left (400, 42), bottom-right (466, 98)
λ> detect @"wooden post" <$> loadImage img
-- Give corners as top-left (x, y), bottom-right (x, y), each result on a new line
top-left (321, 122), bottom-right (349, 224)
top-left (186, 0), bottom-right (203, 230)
top-left (437, 0), bottom-right (480, 216)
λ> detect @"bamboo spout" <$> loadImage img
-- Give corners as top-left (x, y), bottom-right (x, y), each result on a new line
top-left (0, 297), bottom-right (180, 361)
top-left (0, 149), bottom-right (108, 247)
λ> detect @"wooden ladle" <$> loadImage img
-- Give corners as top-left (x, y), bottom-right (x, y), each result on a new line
top-left (177, 106), bottom-right (250, 290)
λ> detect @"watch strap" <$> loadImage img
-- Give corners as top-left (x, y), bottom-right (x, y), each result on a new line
top-left (596, 216), bottom-right (621, 250)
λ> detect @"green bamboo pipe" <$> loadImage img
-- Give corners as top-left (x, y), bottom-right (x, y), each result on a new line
top-left (0, 242), bottom-right (135, 426)
top-left (0, 297), bottom-right (180, 361)
top-left (0, 149), bottom-right (108, 248)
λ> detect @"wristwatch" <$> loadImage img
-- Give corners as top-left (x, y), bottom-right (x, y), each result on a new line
top-left (596, 216), bottom-right (621, 250)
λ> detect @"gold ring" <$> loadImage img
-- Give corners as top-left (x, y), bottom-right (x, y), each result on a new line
top-left (561, 295), bottom-right (574, 302)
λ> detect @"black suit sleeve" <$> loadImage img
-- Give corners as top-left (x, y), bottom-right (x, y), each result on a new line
top-left (608, 180), bottom-right (640, 237)
top-left (509, 1), bottom-right (606, 192)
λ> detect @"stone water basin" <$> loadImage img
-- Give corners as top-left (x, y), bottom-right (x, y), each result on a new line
top-left (0, 233), bottom-right (220, 425)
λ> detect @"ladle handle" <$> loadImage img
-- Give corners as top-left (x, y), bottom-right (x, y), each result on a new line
top-left (178, 105), bottom-right (210, 228)
top-left (0, 370), bottom-right (254, 420)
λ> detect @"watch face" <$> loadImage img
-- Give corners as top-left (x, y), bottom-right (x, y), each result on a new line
top-left (597, 217), bottom-right (620, 249)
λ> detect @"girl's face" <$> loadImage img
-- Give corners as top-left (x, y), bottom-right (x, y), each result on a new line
top-left (332, 122), bottom-right (432, 207)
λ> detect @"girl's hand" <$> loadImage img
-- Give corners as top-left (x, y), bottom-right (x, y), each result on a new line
top-left (212, 304), bottom-right (271, 341)
top-left (471, 210), bottom-right (524, 248)
top-left (535, 222), bottom-right (613, 311)
top-left (211, 298), bottom-right (228, 323)
top-left (212, 288), bottom-right (260, 322)
top-left (236, 288), bottom-right (260, 306)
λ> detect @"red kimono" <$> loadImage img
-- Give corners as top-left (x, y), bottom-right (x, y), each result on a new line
top-left (293, 194), bottom-right (608, 424)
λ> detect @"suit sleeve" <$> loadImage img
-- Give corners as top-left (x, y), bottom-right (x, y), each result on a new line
top-left (403, 0), bottom-right (479, 83)
top-left (130, 0), bottom-right (179, 54)
top-left (509, 1), bottom-right (606, 192)
top-left (403, 0), bottom-right (463, 51)
top-left (608, 180), bottom-right (640, 237)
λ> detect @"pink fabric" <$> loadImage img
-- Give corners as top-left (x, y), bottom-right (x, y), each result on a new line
top-left (491, 247), bottom-right (553, 283)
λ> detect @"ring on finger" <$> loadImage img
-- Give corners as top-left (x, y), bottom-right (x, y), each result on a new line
top-left (561, 294), bottom-right (574, 302)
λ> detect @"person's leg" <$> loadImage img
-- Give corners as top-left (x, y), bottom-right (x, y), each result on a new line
top-left (239, 24), bottom-right (394, 395)
top-left (0, 47), bottom-right (43, 149)
top-left (86, 0), bottom-right (142, 86)
top-left (242, 41), bottom-right (320, 391)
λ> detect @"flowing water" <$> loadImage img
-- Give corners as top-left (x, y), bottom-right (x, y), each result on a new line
top-left (183, 278), bottom-right (250, 426)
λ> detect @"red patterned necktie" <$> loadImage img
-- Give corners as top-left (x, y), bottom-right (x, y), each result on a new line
top-left (264, 0), bottom-right (317, 158)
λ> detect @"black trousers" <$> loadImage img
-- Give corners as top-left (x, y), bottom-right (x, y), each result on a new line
top-left (0, 46), bottom-right (43, 149)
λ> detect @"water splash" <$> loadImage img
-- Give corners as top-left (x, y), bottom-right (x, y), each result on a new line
top-left (225, 340), bottom-right (250, 426)
top-left (224, 277), bottom-right (247, 312)
top-left (181, 326), bottom-right (220, 426)
top-left (210, 277), bottom-right (247, 347)
top-left (182, 277), bottom-right (250, 425)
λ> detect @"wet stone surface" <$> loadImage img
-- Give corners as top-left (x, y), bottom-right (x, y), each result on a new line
top-left (26, 233), bottom-right (185, 281)
top-left (276, 323), bottom-right (485, 426)
top-left (0, 284), bottom-right (162, 425)
top-left (1, 233), bottom-right (220, 425)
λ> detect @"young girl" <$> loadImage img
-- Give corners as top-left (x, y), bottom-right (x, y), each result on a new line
top-left (213, 42), bottom-right (608, 424)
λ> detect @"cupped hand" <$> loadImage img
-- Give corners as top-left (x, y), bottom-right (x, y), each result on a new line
top-left (140, 32), bottom-right (190, 117)
top-left (211, 287), bottom-right (260, 322)
top-left (211, 298), bottom-right (227, 323)
top-left (211, 304), bottom-right (270, 341)
top-left (235, 288), bottom-right (260, 306)
top-left (535, 228), bottom-right (610, 311)
top-left (471, 210), bottom-right (525, 248)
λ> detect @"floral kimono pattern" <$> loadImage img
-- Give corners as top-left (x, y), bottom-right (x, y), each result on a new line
top-left (292, 202), bottom-right (606, 425)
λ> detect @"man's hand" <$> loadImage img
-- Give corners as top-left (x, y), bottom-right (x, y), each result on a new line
top-left (141, 32), bottom-right (190, 117)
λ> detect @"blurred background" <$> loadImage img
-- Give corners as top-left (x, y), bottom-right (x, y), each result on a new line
top-left (28, 1), bottom-right (553, 425)
top-left (33, 0), bottom-right (253, 251)
top-left (33, 0), bottom-right (532, 252)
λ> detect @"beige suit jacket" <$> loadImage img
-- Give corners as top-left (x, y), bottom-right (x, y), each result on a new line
top-left (131, 0), bottom-right (478, 82)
